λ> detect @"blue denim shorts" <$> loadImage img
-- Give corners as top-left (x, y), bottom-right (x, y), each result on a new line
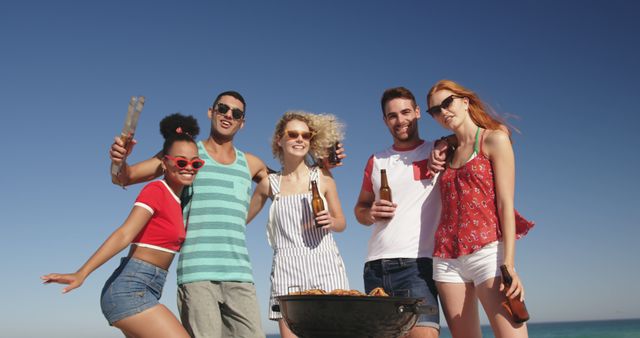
top-left (363, 257), bottom-right (440, 329)
top-left (100, 257), bottom-right (168, 325)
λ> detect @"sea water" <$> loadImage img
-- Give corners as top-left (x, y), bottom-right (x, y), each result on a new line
top-left (266, 318), bottom-right (640, 337)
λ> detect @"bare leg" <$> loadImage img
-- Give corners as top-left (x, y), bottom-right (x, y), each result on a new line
top-left (114, 304), bottom-right (189, 338)
top-left (278, 319), bottom-right (298, 338)
top-left (476, 277), bottom-right (528, 338)
top-left (119, 327), bottom-right (136, 338)
top-left (406, 325), bottom-right (439, 338)
top-left (436, 282), bottom-right (481, 338)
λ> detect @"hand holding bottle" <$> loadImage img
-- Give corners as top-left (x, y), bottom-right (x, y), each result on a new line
top-left (500, 265), bottom-right (530, 323)
top-left (500, 265), bottom-right (524, 301)
top-left (322, 142), bottom-right (346, 169)
top-left (369, 199), bottom-right (397, 222)
top-left (314, 209), bottom-right (335, 230)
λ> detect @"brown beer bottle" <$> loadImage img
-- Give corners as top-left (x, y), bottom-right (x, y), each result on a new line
top-left (500, 265), bottom-right (530, 323)
top-left (311, 180), bottom-right (325, 228)
top-left (328, 142), bottom-right (341, 165)
top-left (379, 169), bottom-right (392, 203)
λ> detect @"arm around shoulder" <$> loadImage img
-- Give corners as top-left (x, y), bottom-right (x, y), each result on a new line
top-left (245, 152), bottom-right (269, 184)
top-left (247, 175), bottom-right (270, 225)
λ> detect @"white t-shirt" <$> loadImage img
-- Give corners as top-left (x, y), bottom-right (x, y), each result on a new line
top-left (360, 140), bottom-right (442, 262)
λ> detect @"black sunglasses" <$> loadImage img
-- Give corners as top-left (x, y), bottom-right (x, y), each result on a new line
top-left (428, 95), bottom-right (464, 116)
top-left (215, 103), bottom-right (245, 120)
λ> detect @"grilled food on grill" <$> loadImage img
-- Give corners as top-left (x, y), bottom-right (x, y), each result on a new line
top-left (289, 287), bottom-right (389, 297)
top-left (330, 289), bottom-right (366, 296)
top-left (290, 288), bottom-right (326, 295)
top-left (368, 287), bottom-right (389, 297)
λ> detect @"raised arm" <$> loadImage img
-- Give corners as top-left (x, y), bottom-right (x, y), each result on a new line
top-left (318, 142), bottom-right (347, 169)
top-left (109, 136), bottom-right (163, 186)
top-left (41, 206), bottom-right (152, 293)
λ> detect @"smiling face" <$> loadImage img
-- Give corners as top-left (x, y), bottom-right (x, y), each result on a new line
top-left (383, 98), bottom-right (421, 145)
top-left (277, 119), bottom-right (312, 160)
top-left (162, 140), bottom-right (201, 187)
top-left (207, 95), bottom-right (245, 140)
top-left (428, 89), bottom-right (470, 131)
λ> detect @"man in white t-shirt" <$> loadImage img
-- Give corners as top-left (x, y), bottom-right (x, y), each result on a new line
top-left (354, 87), bottom-right (443, 338)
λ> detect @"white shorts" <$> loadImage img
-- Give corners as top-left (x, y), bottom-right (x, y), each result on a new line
top-left (433, 241), bottom-right (503, 286)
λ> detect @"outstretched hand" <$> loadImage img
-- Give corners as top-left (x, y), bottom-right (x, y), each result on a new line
top-left (41, 272), bottom-right (86, 294)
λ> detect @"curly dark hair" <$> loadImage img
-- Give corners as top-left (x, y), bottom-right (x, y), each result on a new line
top-left (159, 113), bottom-right (200, 155)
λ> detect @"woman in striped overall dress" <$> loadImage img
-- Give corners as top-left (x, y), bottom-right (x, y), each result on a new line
top-left (247, 111), bottom-right (349, 338)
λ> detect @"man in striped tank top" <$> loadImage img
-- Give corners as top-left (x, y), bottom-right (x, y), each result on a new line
top-left (355, 87), bottom-right (446, 338)
top-left (109, 91), bottom-right (268, 338)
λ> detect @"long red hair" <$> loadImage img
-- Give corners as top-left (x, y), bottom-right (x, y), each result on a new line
top-left (427, 79), bottom-right (508, 135)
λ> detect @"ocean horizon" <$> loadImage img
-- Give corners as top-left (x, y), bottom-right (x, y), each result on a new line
top-left (265, 318), bottom-right (640, 337)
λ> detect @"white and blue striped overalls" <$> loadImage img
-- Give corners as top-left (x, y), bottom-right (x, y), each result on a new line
top-left (267, 166), bottom-right (349, 320)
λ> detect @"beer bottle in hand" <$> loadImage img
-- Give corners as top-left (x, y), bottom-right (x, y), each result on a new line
top-left (328, 142), bottom-right (341, 165)
top-left (311, 180), bottom-right (325, 228)
top-left (379, 169), bottom-right (392, 203)
top-left (500, 265), bottom-right (530, 323)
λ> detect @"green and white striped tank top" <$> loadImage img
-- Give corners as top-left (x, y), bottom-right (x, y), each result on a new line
top-left (177, 141), bottom-right (254, 284)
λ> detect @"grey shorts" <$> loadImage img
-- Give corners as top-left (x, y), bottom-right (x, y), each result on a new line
top-left (177, 281), bottom-right (264, 338)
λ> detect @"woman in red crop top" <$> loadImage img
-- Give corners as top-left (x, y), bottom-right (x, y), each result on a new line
top-left (42, 113), bottom-right (204, 338)
top-left (426, 80), bottom-right (533, 338)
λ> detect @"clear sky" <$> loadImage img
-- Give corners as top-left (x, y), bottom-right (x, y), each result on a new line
top-left (2, 1), bottom-right (639, 337)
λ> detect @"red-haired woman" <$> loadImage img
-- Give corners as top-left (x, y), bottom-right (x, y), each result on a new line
top-left (426, 80), bottom-right (533, 338)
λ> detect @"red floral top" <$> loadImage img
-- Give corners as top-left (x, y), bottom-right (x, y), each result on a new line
top-left (433, 131), bottom-right (534, 259)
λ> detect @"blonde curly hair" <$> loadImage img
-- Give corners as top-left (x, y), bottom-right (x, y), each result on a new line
top-left (271, 111), bottom-right (345, 165)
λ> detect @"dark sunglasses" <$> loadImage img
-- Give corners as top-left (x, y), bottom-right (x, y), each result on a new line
top-left (165, 155), bottom-right (205, 170)
top-left (215, 103), bottom-right (245, 120)
top-left (427, 95), bottom-right (464, 116)
top-left (284, 130), bottom-right (314, 140)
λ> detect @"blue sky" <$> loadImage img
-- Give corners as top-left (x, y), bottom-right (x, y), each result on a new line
top-left (2, 1), bottom-right (639, 336)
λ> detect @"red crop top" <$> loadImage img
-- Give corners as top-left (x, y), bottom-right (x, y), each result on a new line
top-left (132, 180), bottom-right (186, 253)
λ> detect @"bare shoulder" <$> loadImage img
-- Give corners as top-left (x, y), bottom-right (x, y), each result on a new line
top-left (244, 151), bottom-right (264, 164)
top-left (244, 152), bottom-right (269, 181)
top-left (245, 152), bottom-right (266, 170)
top-left (318, 166), bottom-right (337, 187)
top-left (483, 129), bottom-right (513, 157)
top-left (319, 166), bottom-right (335, 180)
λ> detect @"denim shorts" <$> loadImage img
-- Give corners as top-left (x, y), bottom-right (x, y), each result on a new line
top-left (100, 257), bottom-right (168, 325)
top-left (363, 257), bottom-right (440, 329)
